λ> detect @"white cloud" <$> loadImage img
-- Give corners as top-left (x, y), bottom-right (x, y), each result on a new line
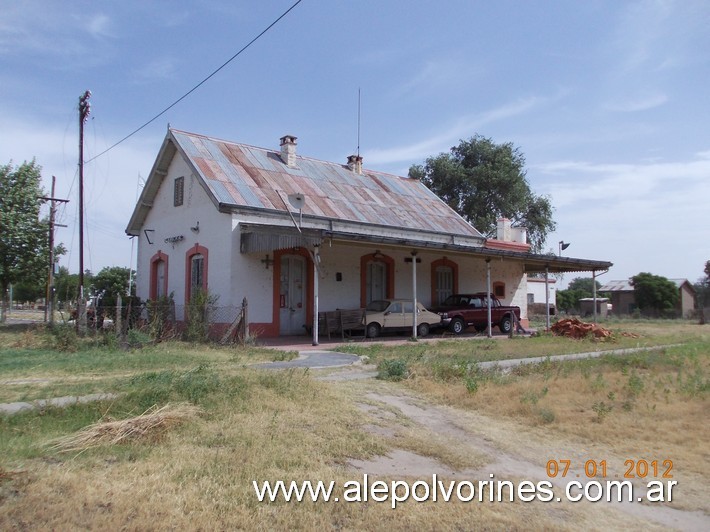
top-left (535, 156), bottom-right (710, 208)
top-left (603, 91), bottom-right (668, 112)
top-left (85, 14), bottom-right (113, 39)
top-left (368, 96), bottom-right (547, 165)
top-left (132, 57), bottom-right (179, 83)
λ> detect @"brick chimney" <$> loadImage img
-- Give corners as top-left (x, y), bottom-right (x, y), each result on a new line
top-left (279, 135), bottom-right (297, 167)
top-left (496, 218), bottom-right (527, 243)
top-left (347, 154), bottom-right (363, 174)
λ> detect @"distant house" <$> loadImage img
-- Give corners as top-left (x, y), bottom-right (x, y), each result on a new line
top-left (599, 279), bottom-right (696, 318)
top-left (526, 277), bottom-right (557, 315)
top-left (126, 128), bottom-right (612, 338)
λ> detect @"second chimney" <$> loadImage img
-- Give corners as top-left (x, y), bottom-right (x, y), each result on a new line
top-left (347, 154), bottom-right (363, 174)
top-left (280, 135), bottom-right (297, 167)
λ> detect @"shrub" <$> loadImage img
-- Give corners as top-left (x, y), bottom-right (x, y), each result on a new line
top-left (184, 289), bottom-right (218, 343)
top-left (377, 359), bottom-right (408, 381)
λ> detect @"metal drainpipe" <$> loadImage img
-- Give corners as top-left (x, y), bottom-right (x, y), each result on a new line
top-left (545, 266), bottom-right (550, 331)
top-left (312, 245), bottom-right (320, 346)
top-left (486, 259), bottom-right (492, 338)
top-left (592, 269), bottom-right (597, 323)
top-left (412, 250), bottom-right (418, 339)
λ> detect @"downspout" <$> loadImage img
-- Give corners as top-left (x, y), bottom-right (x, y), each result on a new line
top-left (592, 269), bottom-right (609, 323)
top-left (593, 270), bottom-right (597, 323)
top-left (545, 265), bottom-right (550, 331)
top-left (411, 251), bottom-right (418, 339)
top-left (486, 259), bottom-right (492, 338)
top-left (311, 244), bottom-right (321, 346)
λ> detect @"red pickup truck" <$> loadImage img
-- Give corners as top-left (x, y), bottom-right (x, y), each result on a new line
top-left (433, 293), bottom-right (521, 334)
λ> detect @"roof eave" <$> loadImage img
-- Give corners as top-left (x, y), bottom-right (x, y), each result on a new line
top-left (125, 131), bottom-right (178, 236)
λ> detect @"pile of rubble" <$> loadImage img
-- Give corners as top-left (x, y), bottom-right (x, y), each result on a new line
top-left (550, 318), bottom-right (613, 340)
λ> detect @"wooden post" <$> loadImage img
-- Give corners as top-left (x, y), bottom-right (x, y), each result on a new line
top-left (116, 294), bottom-right (122, 334)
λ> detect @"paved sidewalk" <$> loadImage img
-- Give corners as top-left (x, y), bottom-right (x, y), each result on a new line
top-left (477, 344), bottom-right (678, 371)
top-left (252, 350), bottom-right (361, 369)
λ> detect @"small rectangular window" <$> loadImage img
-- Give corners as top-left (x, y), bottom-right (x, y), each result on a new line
top-left (174, 176), bottom-right (184, 207)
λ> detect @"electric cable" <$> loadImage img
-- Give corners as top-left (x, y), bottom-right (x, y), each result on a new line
top-left (86, 0), bottom-right (304, 164)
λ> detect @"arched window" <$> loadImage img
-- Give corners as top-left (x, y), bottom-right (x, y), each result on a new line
top-left (360, 252), bottom-right (394, 307)
top-left (149, 251), bottom-right (169, 300)
top-left (185, 244), bottom-right (209, 304)
top-left (431, 258), bottom-right (459, 306)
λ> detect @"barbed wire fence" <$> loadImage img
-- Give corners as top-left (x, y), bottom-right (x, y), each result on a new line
top-left (53, 297), bottom-right (250, 345)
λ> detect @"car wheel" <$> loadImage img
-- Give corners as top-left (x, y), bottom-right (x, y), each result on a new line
top-left (366, 322), bottom-right (381, 338)
top-left (499, 316), bottom-right (512, 334)
top-left (417, 323), bottom-right (430, 337)
top-left (450, 318), bottom-right (465, 335)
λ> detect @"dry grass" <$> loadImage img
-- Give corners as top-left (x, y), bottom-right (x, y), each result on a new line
top-left (47, 403), bottom-right (203, 452)
top-left (404, 342), bottom-right (710, 513)
top-left (0, 322), bottom-right (707, 530)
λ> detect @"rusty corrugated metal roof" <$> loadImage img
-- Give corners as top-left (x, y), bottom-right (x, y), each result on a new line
top-left (170, 129), bottom-right (481, 238)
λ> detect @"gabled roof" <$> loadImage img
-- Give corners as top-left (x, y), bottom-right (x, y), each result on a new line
top-left (599, 280), bottom-right (634, 292)
top-left (126, 128), bottom-right (483, 242)
top-left (126, 128), bottom-right (613, 274)
top-left (600, 278), bottom-right (695, 293)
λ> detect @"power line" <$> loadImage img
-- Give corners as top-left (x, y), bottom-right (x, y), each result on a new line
top-left (87, 0), bottom-right (304, 163)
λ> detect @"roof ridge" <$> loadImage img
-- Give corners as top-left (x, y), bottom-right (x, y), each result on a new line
top-left (169, 127), bottom-right (413, 180)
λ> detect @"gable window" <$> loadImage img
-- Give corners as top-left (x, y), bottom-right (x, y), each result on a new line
top-left (174, 176), bottom-right (184, 207)
top-left (185, 244), bottom-right (209, 304)
top-left (431, 258), bottom-right (459, 306)
top-left (360, 252), bottom-right (395, 307)
top-left (149, 251), bottom-right (169, 300)
top-left (190, 254), bottom-right (204, 296)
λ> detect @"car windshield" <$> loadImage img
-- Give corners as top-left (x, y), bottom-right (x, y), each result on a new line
top-left (442, 295), bottom-right (467, 306)
top-left (366, 300), bottom-right (391, 312)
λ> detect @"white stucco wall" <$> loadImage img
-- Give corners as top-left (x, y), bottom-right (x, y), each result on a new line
top-left (134, 152), bottom-right (531, 331)
top-left (527, 277), bottom-right (557, 306)
top-left (135, 155), bottom-right (233, 319)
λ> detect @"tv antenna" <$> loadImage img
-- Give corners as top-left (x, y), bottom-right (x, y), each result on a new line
top-left (357, 87), bottom-right (361, 157)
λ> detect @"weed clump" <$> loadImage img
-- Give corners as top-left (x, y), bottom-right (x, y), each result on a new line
top-left (377, 359), bottom-right (408, 381)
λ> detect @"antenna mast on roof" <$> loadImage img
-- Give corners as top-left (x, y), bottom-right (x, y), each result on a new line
top-left (357, 87), bottom-right (361, 157)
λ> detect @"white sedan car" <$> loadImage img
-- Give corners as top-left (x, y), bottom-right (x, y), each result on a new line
top-left (364, 299), bottom-right (441, 338)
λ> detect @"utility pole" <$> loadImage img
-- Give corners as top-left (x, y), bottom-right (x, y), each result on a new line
top-left (41, 176), bottom-right (69, 325)
top-left (78, 90), bottom-right (91, 333)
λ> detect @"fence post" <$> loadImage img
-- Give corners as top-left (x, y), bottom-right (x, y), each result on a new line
top-left (116, 294), bottom-right (122, 334)
top-left (242, 297), bottom-right (249, 341)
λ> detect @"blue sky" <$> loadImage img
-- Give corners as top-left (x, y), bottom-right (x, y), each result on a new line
top-left (1, 0), bottom-right (708, 287)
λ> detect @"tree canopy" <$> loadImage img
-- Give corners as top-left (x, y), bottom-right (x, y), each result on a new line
top-left (631, 272), bottom-right (678, 318)
top-left (0, 160), bottom-right (49, 320)
top-left (92, 266), bottom-right (134, 299)
top-left (556, 277), bottom-right (601, 313)
top-left (409, 135), bottom-right (556, 252)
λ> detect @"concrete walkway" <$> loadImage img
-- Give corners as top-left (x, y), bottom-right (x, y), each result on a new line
top-left (477, 344), bottom-right (678, 371)
top-left (252, 350), bottom-right (361, 369)
top-left (0, 393), bottom-right (118, 416)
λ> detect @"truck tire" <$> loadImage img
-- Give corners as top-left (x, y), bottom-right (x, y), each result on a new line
top-left (366, 322), bottom-right (381, 338)
top-left (450, 318), bottom-right (465, 335)
top-left (417, 323), bottom-right (430, 337)
top-left (499, 316), bottom-right (512, 334)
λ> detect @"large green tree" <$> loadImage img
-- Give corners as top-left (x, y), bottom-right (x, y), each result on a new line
top-left (92, 266), bottom-right (134, 299)
top-left (409, 135), bottom-right (556, 252)
top-left (631, 272), bottom-right (679, 318)
top-left (556, 277), bottom-right (602, 313)
top-left (0, 160), bottom-right (49, 321)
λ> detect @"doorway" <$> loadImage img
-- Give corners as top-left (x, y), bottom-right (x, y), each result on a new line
top-left (279, 255), bottom-right (307, 335)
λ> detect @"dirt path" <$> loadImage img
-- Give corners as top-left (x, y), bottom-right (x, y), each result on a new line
top-left (320, 365), bottom-right (709, 531)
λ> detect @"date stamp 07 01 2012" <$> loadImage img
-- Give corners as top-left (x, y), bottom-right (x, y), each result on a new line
top-left (546, 459), bottom-right (673, 479)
